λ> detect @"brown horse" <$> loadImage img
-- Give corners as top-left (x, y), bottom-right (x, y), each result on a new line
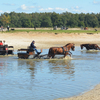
top-left (80, 44), bottom-right (100, 50)
top-left (48, 43), bottom-right (75, 58)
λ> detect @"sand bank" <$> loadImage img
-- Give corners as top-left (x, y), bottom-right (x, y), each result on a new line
top-left (1, 32), bottom-right (100, 50)
top-left (55, 84), bottom-right (100, 100)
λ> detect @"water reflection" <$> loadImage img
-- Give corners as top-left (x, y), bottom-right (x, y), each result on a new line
top-left (17, 59), bottom-right (43, 79)
top-left (0, 62), bottom-right (9, 76)
top-left (17, 59), bottom-right (36, 68)
top-left (48, 60), bottom-right (75, 78)
top-left (17, 59), bottom-right (75, 80)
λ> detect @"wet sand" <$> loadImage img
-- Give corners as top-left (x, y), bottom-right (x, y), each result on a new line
top-left (55, 84), bottom-right (100, 100)
top-left (1, 32), bottom-right (100, 100)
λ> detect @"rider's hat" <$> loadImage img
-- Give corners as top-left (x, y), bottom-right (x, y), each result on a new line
top-left (32, 40), bottom-right (35, 42)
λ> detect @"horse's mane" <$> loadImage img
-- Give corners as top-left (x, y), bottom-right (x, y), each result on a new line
top-left (80, 44), bottom-right (87, 46)
top-left (64, 43), bottom-right (74, 47)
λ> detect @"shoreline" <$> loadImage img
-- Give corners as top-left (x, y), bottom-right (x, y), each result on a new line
top-left (55, 84), bottom-right (100, 100)
top-left (1, 32), bottom-right (100, 100)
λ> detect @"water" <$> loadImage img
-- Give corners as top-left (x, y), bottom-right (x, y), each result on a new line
top-left (0, 47), bottom-right (100, 100)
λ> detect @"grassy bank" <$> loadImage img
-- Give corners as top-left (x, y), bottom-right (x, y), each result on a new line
top-left (0, 28), bottom-right (100, 34)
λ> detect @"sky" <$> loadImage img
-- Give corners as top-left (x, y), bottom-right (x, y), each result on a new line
top-left (0, 0), bottom-right (100, 14)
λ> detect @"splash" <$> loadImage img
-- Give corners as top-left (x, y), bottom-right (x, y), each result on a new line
top-left (86, 50), bottom-right (100, 52)
top-left (81, 50), bottom-right (100, 53)
top-left (62, 56), bottom-right (73, 59)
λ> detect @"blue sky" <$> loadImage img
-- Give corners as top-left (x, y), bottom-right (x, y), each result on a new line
top-left (0, 0), bottom-right (100, 14)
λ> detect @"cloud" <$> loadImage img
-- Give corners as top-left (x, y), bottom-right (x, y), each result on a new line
top-left (21, 4), bottom-right (27, 10)
top-left (20, 4), bottom-right (35, 11)
top-left (0, 10), bottom-right (3, 13)
top-left (71, 6), bottom-right (81, 13)
top-left (39, 6), bottom-right (87, 13)
top-left (39, 7), bottom-right (53, 11)
top-left (0, 10), bottom-right (10, 14)
top-left (39, 7), bottom-right (69, 12)
top-left (55, 7), bottom-right (64, 11)
top-left (70, 6), bottom-right (88, 13)
top-left (5, 11), bottom-right (10, 13)
top-left (17, 5), bottom-right (93, 14)
top-left (93, 0), bottom-right (100, 4)
top-left (3, 3), bottom-right (15, 6)
top-left (75, 6), bottom-right (79, 9)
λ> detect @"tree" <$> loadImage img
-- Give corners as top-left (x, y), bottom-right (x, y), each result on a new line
top-left (84, 14), bottom-right (99, 28)
top-left (91, 16), bottom-right (99, 28)
top-left (1, 15), bottom-right (11, 27)
top-left (78, 21), bottom-right (85, 27)
top-left (21, 17), bottom-right (32, 28)
top-left (41, 16), bottom-right (52, 27)
top-left (67, 18), bottom-right (78, 27)
top-left (60, 15), bottom-right (67, 26)
top-left (51, 12), bottom-right (60, 27)
top-left (0, 11), bottom-right (100, 28)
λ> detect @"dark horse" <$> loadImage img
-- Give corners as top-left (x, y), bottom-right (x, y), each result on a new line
top-left (48, 43), bottom-right (75, 58)
top-left (80, 44), bottom-right (100, 50)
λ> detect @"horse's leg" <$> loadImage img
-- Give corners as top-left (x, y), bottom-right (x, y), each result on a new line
top-left (68, 53), bottom-right (71, 57)
top-left (95, 47), bottom-right (98, 50)
top-left (64, 54), bottom-right (66, 58)
top-left (48, 54), bottom-right (55, 59)
top-left (86, 47), bottom-right (89, 50)
top-left (48, 55), bottom-right (52, 59)
top-left (49, 56), bottom-right (52, 59)
top-left (64, 51), bottom-right (72, 58)
top-left (52, 54), bottom-right (55, 58)
top-left (95, 46), bottom-right (99, 50)
top-left (64, 53), bottom-right (70, 58)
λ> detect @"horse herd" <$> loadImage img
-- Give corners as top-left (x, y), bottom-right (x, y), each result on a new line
top-left (48, 43), bottom-right (100, 59)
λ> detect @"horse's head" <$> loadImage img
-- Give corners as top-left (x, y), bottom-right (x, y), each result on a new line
top-left (94, 44), bottom-right (100, 50)
top-left (65, 43), bottom-right (75, 51)
top-left (80, 44), bottom-right (83, 49)
top-left (71, 43), bottom-right (75, 51)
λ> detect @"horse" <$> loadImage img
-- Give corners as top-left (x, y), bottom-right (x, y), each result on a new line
top-left (80, 44), bottom-right (100, 50)
top-left (48, 43), bottom-right (75, 59)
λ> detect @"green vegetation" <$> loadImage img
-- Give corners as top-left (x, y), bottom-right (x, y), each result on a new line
top-left (0, 12), bottom-right (100, 28)
top-left (0, 29), bottom-right (99, 34)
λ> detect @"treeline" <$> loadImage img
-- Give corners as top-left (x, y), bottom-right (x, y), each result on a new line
top-left (0, 11), bottom-right (100, 28)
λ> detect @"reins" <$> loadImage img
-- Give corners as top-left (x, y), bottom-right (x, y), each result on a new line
top-left (61, 46), bottom-right (70, 54)
top-left (61, 44), bottom-right (74, 54)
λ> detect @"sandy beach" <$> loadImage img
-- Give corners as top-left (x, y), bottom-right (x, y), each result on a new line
top-left (55, 84), bottom-right (100, 100)
top-left (1, 32), bottom-right (100, 100)
top-left (1, 32), bottom-right (100, 50)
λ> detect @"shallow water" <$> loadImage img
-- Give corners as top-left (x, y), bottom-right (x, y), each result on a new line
top-left (0, 47), bottom-right (100, 100)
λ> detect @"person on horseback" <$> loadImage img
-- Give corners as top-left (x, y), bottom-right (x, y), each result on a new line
top-left (30, 40), bottom-right (41, 54)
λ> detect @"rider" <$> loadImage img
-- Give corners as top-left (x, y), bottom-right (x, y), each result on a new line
top-left (30, 40), bottom-right (41, 54)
